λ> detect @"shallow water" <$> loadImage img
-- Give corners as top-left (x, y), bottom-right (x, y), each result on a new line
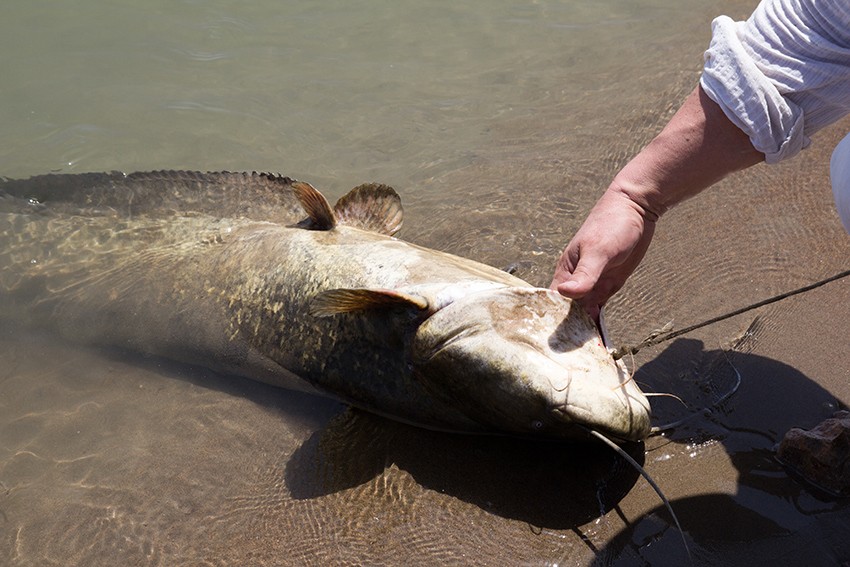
top-left (3, 0), bottom-right (850, 565)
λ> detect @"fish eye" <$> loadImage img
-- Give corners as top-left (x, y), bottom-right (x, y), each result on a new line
top-left (531, 420), bottom-right (544, 430)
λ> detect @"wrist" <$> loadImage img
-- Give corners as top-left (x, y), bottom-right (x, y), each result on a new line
top-left (604, 177), bottom-right (664, 223)
top-left (604, 86), bottom-right (763, 223)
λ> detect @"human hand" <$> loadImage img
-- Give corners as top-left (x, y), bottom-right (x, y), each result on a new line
top-left (549, 85), bottom-right (764, 321)
top-left (550, 189), bottom-right (656, 321)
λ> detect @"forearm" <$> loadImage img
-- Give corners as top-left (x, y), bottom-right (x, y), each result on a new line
top-left (610, 85), bottom-right (765, 220)
top-left (553, 0), bottom-right (849, 312)
top-left (552, 86), bottom-right (765, 313)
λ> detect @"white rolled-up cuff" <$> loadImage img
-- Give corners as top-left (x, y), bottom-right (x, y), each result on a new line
top-left (700, 15), bottom-right (810, 164)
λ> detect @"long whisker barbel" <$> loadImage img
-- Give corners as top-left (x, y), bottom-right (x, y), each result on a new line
top-left (580, 426), bottom-right (692, 563)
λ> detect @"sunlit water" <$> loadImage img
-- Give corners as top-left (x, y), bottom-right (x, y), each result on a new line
top-left (2, 0), bottom-right (716, 185)
top-left (3, 0), bottom-right (850, 565)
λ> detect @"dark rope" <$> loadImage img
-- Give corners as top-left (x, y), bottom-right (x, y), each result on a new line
top-left (612, 267), bottom-right (850, 360)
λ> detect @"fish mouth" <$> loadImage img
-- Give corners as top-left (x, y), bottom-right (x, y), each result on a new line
top-left (550, 401), bottom-right (649, 444)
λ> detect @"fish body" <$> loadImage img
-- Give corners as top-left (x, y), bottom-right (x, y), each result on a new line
top-left (0, 171), bottom-right (650, 441)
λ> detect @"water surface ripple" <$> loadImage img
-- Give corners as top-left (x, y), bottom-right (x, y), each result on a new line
top-left (2, 0), bottom-right (850, 565)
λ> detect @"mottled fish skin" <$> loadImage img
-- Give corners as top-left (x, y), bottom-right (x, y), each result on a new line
top-left (0, 171), bottom-right (651, 441)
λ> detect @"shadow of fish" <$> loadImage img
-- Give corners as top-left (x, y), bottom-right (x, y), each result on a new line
top-left (0, 171), bottom-right (650, 442)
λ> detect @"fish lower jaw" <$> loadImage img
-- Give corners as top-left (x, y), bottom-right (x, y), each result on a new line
top-left (550, 405), bottom-right (647, 444)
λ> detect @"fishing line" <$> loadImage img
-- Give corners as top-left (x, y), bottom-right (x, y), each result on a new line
top-left (648, 346), bottom-right (743, 434)
top-left (612, 267), bottom-right (850, 360)
top-left (581, 427), bottom-right (692, 563)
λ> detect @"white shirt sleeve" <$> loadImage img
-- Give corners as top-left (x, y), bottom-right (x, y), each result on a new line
top-left (700, 0), bottom-right (850, 164)
top-left (831, 133), bottom-right (850, 232)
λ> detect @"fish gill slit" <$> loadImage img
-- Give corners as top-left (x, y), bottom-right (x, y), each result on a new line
top-left (582, 426), bottom-right (692, 563)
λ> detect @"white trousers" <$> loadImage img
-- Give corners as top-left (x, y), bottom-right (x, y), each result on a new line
top-left (832, 132), bottom-right (850, 233)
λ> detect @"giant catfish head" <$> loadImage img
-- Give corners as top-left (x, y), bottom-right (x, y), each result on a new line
top-left (410, 287), bottom-right (650, 442)
top-left (312, 285), bottom-right (650, 442)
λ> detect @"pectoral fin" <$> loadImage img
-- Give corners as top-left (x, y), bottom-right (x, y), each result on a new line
top-left (310, 288), bottom-right (429, 317)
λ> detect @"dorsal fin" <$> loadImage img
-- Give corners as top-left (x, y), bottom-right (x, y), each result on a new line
top-left (292, 181), bottom-right (337, 230)
top-left (310, 288), bottom-right (429, 317)
top-left (333, 183), bottom-right (403, 236)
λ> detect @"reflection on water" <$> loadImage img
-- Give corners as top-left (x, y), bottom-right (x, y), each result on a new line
top-left (3, 0), bottom-right (850, 565)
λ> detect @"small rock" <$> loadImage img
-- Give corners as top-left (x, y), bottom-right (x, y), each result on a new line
top-left (777, 410), bottom-right (850, 497)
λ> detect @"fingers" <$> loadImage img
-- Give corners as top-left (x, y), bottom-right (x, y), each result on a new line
top-left (551, 187), bottom-right (657, 319)
top-left (551, 215), bottom-right (651, 313)
top-left (550, 245), bottom-right (612, 323)
top-left (581, 302), bottom-right (601, 324)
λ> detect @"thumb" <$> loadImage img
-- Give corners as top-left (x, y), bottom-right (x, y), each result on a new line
top-left (552, 255), bottom-right (606, 298)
